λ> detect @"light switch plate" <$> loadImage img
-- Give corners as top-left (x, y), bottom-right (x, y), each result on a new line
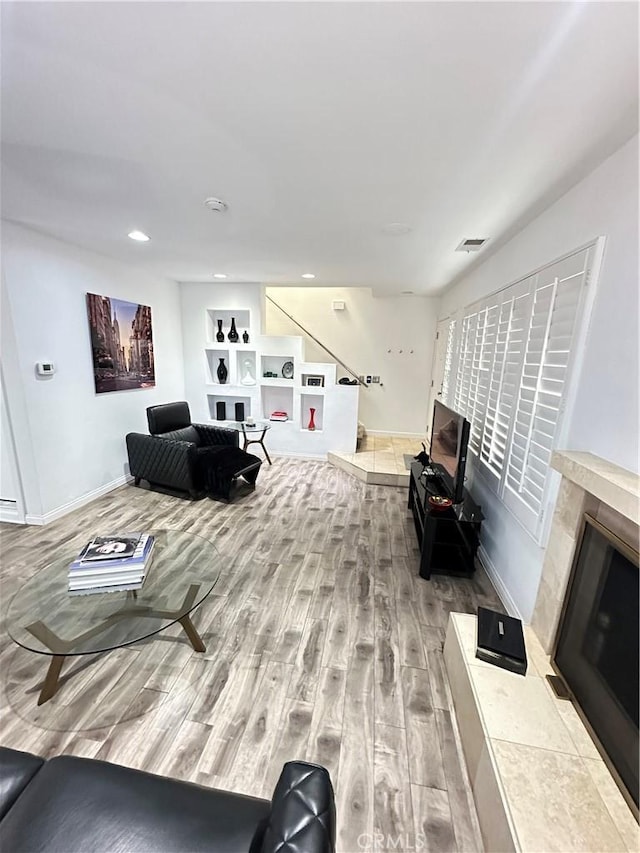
top-left (372, 375), bottom-right (380, 383)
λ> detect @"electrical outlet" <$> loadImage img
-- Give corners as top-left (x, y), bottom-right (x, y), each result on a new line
top-left (372, 375), bottom-right (380, 384)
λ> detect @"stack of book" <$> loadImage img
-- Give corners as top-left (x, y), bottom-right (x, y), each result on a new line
top-left (269, 410), bottom-right (288, 422)
top-left (68, 533), bottom-right (155, 595)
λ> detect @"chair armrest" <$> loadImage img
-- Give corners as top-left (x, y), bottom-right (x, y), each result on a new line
top-left (194, 424), bottom-right (239, 448)
top-left (126, 433), bottom-right (199, 491)
top-left (0, 747), bottom-right (45, 821)
top-left (260, 761), bottom-right (336, 853)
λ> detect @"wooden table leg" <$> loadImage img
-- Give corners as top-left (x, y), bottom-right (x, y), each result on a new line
top-left (38, 655), bottom-right (65, 705)
top-left (178, 615), bottom-right (206, 652)
top-left (259, 437), bottom-right (272, 465)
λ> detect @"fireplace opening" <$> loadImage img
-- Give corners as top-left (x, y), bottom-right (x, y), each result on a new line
top-left (552, 513), bottom-right (639, 815)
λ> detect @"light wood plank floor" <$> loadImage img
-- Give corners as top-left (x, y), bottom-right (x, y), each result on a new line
top-left (0, 458), bottom-right (504, 852)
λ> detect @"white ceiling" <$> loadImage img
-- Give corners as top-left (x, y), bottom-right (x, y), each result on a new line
top-left (1, 2), bottom-right (638, 295)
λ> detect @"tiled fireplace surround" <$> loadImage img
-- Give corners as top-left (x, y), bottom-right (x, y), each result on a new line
top-left (444, 451), bottom-right (639, 852)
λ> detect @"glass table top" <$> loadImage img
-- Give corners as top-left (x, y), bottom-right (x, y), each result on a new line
top-left (229, 420), bottom-right (271, 433)
top-left (6, 529), bottom-right (220, 656)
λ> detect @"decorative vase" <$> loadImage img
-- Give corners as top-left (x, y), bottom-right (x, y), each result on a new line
top-left (228, 317), bottom-right (239, 343)
top-left (242, 330), bottom-right (249, 344)
top-left (308, 407), bottom-right (316, 431)
top-left (216, 357), bottom-right (228, 384)
top-left (216, 319), bottom-right (225, 342)
top-left (241, 359), bottom-right (256, 386)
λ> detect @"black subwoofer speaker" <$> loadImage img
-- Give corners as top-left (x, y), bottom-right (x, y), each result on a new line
top-left (216, 401), bottom-right (226, 421)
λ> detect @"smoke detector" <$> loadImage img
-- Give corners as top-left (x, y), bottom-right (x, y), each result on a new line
top-left (456, 238), bottom-right (488, 253)
top-left (204, 197), bottom-right (228, 213)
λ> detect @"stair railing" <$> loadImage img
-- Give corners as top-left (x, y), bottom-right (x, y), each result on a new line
top-left (265, 295), bottom-right (368, 389)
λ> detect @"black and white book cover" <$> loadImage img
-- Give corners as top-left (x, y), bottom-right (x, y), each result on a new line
top-left (78, 533), bottom-right (142, 562)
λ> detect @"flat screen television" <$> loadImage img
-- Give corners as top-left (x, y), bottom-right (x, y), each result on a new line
top-left (428, 400), bottom-right (470, 504)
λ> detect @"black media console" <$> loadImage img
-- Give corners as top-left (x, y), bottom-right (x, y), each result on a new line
top-left (408, 461), bottom-right (484, 580)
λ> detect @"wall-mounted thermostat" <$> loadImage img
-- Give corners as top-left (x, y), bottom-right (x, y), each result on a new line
top-left (332, 300), bottom-right (346, 311)
top-left (36, 361), bottom-right (55, 376)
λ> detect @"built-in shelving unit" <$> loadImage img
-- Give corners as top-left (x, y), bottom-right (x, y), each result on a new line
top-left (199, 307), bottom-right (358, 457)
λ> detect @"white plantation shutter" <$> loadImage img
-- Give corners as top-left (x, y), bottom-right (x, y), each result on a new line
top-left (449, 246), bottom-right (592, 539)
top-left (479, 283), bottom-right (531, 482)
top-left (440, 319), bottom-right (456, 405)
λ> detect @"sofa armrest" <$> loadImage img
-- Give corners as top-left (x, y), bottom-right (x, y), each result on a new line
top-left (0, 747), bottom-right (45, 821)
top-left (194, 423), bottom-right (239, 448)
top-left (260, 761), bottom-right (336, 853)
top-left (126, 433), bottom-right (199, 491)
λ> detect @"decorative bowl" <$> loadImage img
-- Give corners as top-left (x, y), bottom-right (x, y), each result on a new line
top-left (428, 495), bottom-right (453, 511)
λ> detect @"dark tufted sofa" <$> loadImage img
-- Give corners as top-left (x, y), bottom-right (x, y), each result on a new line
top-left (0, 747), bottom-right (335, 853)
top-left (126, 402), bottom-right (262, 500)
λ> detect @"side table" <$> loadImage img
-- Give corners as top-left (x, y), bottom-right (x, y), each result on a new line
top-left (229, 420), bottom-right (272, 465)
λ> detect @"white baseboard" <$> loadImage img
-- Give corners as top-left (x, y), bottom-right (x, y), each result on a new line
top-left (477, 544), bottom-right (523, 621)
top-left (25, 475), bottom-right (132, 526)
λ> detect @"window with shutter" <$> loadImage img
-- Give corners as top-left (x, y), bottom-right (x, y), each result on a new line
top-left (448, 245), bottom-right (592, 540)
top-left (440, 319), bottom-right (456, 405)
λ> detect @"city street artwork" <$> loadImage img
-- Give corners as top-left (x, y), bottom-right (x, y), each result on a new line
top-left (86, 293), bottom-right (155, 394)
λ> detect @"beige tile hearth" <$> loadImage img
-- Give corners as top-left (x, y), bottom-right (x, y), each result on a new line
top-left (471, 666), bottom-right (578, 754)
top-left (444, 612), bottom-right (638, 853)
top-left (492, 740), bottom-right (626, 852)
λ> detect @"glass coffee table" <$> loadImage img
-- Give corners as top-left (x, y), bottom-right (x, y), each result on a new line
top-left (229, 420), bottom-right (272, 465)
top-left (6, 530), bottom-right (220, 705)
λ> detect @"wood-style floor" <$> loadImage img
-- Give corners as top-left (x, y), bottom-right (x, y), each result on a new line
top-left (0, 457), bottom-right (504, 852)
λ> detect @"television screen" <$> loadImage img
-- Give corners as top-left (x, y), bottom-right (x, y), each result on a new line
top-left (430, 403), bottom-right (461, 478)
top-left (429, 400), bottom-right (470, 503)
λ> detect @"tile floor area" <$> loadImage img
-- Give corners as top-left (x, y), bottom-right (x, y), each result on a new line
top-left (328, 433), bottom-right (426, 487)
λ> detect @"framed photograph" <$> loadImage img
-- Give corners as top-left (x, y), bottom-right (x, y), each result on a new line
top-left (305, 375), bottom-right (324, 387)
top-left (87, 293), bottom-right (155, 394)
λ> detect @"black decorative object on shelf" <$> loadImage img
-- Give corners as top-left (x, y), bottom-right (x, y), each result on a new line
top-left (215, 401), bottom-right (226, 421)
top-left (242, 330), bottom-right (249, 344)
top-left (216, 319), bottom-right (225, 342)
top-left (235, 402), bottom-right (245, 421)
top-left (228, 317), bottom-right (239, 343)
top-left (217, 358), bottom-right (228, 384)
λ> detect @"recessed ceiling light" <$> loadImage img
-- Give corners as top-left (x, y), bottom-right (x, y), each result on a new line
top-left (213, 273), bottom-right (227, 279)
top-left (301, 273), bottom-right (315, 279)
top-left (382, 223), bottom-right (412, 235)
top-left (128, 230), bottom-right (150, 242)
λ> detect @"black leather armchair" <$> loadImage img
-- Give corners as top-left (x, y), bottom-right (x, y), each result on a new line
top-left (126, 401), bottom-right (262, 500)
top-left (0, 747), bottom-right (336, 852)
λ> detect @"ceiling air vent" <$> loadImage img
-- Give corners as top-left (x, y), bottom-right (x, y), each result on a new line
top-left (456, 238), bottom-right (488, 253)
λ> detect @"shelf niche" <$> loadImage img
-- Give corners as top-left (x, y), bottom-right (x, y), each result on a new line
top-left (236, 351), bottom-right (257, 387)
top-left (206, 309), bottom-right (251, 345)
top-left (301, 393), bottom-right (324, 431)
top-left (207, 394), bottom-right (252, 423)
top-left (261, 354), bottom-right (294, 381)
top-left (206, 349), bottom-right (230, 384)
top-left (261, 386), bottom-right (293, 422)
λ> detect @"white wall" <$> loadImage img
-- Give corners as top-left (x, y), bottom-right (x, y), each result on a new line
top-left (438, 135), bottom-right (639, 621)
top-left (265, 287), bottom-right (438, 435)
top-left (1, 223), bottom-right (185, 521)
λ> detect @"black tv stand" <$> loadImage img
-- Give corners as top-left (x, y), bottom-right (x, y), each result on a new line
top-left (408, 461), bottom-right (484, 580)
